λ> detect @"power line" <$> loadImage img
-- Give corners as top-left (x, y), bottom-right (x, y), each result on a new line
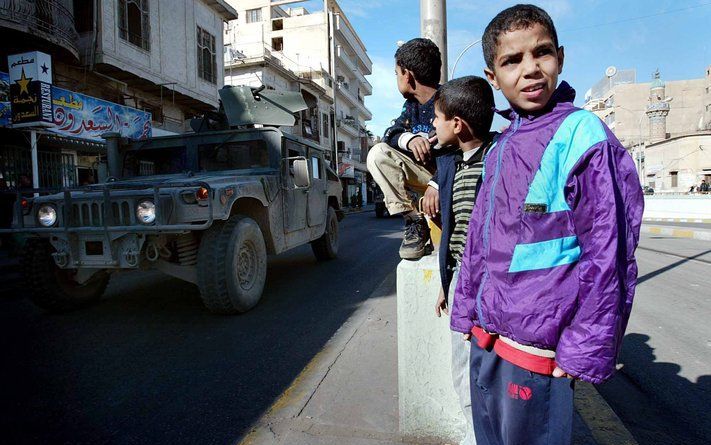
top-left (563, 1), bottom-right (711, 32)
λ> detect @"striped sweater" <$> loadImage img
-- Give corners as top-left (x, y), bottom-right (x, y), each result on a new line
top-left (449, 148), bottom-right (484, 264)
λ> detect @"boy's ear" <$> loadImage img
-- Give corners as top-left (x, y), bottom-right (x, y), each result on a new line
top-left (557, 46), bottom-right (565, 74)
top-left (484, 67), bottom-right (500, 91)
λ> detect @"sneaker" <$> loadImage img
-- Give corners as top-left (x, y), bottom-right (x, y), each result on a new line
top-left (399, 216), bottom-right (431, 260)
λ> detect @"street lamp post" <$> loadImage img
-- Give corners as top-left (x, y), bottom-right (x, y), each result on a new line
top-left (450, 38), bottom-right (482, 79)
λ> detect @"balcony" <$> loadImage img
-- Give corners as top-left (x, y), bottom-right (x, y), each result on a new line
top-left (0, 0), bottom-right (79, 58)
top-left (337, 116), bottom-right (359, 138)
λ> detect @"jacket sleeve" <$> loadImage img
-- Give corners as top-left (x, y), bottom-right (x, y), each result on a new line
top-left (383, 102), bottom-right (420, 151)
top-left (555, 141), bottom-right (644, 384)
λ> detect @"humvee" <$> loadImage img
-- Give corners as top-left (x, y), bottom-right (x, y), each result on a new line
top-left (3, 86), bottom-right (343, 314)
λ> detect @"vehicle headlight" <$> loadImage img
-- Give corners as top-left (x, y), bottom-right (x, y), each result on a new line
top-left (136, 200), bottom-right (156, 224)
top-left (37, 205), bottom-right (57, 227)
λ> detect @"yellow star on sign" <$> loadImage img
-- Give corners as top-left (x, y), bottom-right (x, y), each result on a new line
top-left (15, 68), bottom-right (32, 95)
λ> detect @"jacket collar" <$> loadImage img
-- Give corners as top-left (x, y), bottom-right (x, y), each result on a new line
top-left (496, 81), bottom-right (576, 122)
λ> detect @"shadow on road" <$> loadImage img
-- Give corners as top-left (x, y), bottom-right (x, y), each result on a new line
top-left (0, 213), bottom-right (403, 445)
top-left (636, 249), bottom-right (711, 284)
top-left (597, 333), bottom-right (711, 445)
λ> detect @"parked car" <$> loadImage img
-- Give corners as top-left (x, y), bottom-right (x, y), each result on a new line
top-left (643, 186), bottom-right (655, 195)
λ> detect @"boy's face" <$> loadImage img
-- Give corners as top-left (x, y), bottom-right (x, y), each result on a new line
top-left (432, 104), bottom-right (458, 147)
top-left (484, 23), bottom-right (564, 113)
top-left (395, 65), bottom-right (414, 98)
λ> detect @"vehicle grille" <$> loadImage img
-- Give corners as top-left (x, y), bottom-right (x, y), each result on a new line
top-left (69, 201), bottom-right (133, 227)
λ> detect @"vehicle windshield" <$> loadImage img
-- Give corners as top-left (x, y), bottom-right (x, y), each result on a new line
top-left (198, 139), bottom-right (269, 171)
top-left (123, 147), bottom-right (188, 177)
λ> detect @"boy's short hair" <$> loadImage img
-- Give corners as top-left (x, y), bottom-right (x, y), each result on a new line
top-left (395, 38), bottom-right (442, 86)
top-left (482, 4), bottom-right (559, 70)
top-left (434, 76), bottom-right (495, 140)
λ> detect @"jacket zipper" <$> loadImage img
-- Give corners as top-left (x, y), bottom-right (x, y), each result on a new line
top-left (475, 115), bottom-right (522, 328)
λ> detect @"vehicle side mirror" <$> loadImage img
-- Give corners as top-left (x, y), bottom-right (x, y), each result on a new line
top-left (293, 158), bottom-right (310, 188)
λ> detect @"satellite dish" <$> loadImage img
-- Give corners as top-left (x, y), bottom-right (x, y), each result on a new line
top-left (605, 66), bottom-right (617, 78)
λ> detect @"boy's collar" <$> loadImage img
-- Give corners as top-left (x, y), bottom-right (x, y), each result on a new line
top-left (496, 81), bottom-right (576, 121)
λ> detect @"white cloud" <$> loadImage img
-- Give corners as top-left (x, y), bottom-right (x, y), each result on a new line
top-left (363, 55), bottom-right (404, 137)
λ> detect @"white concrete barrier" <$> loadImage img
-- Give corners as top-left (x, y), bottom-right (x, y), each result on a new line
top-left (397, 253), bottom-right (465, 442)
top-left (643, 195), bottom-right (711, 221)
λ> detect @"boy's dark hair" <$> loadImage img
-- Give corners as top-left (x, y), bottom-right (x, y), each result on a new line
top-left (434, 76), bottom-right (494, 140)
top-left (482, 4), bottom-right (559, 70)
top-left (395, 38), bottom-right (442, 86)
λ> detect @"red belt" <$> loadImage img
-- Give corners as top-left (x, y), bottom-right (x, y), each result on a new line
top-left (471, 326), bottom-right (557, 375)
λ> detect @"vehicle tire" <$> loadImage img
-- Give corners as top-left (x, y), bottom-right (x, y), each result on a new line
top-left (311, 206), bottom-right (339, 261)
top-left (375, 203), bottom-right (386, 218)
top-left (22, 239), bottom-right (110, 312)
top-left (197, 215), bottom-right (267, 314)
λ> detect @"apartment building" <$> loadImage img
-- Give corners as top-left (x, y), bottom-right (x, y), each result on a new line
top-left (223, 0), bottom-right (373, 201)
top-left (0, 0), bottom-right (237, 187)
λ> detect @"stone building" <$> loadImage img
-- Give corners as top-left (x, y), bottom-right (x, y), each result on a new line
top-left (0, 0), bottom-right (237, 187)
top-left (223, 0), bottom-right (373, 204)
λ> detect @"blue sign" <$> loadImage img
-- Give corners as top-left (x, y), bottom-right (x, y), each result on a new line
top-left (0, 71), bottom-right (11, 126)
top-left (0, 71), bottom-right (152, 141)
top-left (51, 87), bottom-right (152, 141)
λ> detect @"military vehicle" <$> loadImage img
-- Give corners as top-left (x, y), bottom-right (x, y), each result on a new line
top-left (3, 86), bottom-right (343, 314)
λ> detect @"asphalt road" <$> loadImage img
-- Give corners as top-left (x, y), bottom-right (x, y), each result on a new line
top-left (0, 211), bottom-right (405, 445)
top-left (597, 233), bottom-right (711, 445)
top-left (2, 215), bottom-right (710, 445)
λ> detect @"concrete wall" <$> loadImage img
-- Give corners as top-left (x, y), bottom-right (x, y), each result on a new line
top-left (97, 0), bottom-right (226, 108)
top-left (643, 195), bottom-right (711, 220)
top-left (397, 254), bottom-right (465, 442)
top-left (644, 133), bottom-right (711, 191)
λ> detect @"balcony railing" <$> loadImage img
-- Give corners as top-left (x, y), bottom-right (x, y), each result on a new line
top-left (0, 0), bottom-right (79, 56)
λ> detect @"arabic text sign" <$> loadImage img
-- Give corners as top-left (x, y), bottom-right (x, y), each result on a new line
top-left (51, 87), bottom-right (152, 141)
top-left (8, 52), bottom-right (53, 127)
top-left (8, 51), bottom-right (52, 84)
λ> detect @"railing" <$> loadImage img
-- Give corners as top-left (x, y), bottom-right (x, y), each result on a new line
top-left (0, 0), bottom-right (79, 55)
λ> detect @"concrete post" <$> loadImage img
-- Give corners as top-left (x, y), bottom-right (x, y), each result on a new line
top-left (30, 130), bottom-right (39, 190)
top-left (397, 253), bottom-right (465, 442)
top-left (420, 0), bottom-right (448, 83)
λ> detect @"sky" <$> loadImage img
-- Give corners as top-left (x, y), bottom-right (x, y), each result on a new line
top-left (296, 0), bottom-right (711, 137)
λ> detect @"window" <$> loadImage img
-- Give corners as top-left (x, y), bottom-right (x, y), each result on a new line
top-left (197, 26), bottom-right (217, 84)
top-left (198, 140), bottom-right (269, 171)
top-left (670, 171), bottom-right (678, 188)
top-left (311, 156), bottom-right (321, 179)
top-left (272, 18), bottom-right (283, 31)
top-left (271, 37), bottom-right (283, 52)
top-left (123, 147), bottom-right (187, 177)
top-left (246, 8), bottom-right (262, 23)
top-left (322, 113), bottom-right (329, 139)
top-left (118, 0), bottom-right (150, 50)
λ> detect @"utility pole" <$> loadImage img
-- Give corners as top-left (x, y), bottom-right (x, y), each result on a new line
top-left (420, 0), bottom-right (448, 83)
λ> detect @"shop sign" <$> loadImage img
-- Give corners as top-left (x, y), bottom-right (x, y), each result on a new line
top-left (338, 159), bottom-right (355, 178)
top-left (51, 87), bottom-right (152, 141)
top-left (8, 51), bottom-right (54, 128)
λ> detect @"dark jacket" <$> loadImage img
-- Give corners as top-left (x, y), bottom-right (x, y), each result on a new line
top-left (382, 93), bottom-right (437, 152)
top-left (432, 135), bottom-right (497, 295)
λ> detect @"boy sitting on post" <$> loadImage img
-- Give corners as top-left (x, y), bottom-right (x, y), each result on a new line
top-left (450, 5), bottom-right (644, 445)
top-left (366, 38), bottom-right (441, 260)
top-left (425, 76), bottom-right (497, 445)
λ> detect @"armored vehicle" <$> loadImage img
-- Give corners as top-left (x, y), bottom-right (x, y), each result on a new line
top-left (4, 86), bottom-right (343, 314)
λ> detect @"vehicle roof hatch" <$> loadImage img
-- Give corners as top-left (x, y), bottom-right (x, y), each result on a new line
top-left (219, 85), bottom-right (308, 128)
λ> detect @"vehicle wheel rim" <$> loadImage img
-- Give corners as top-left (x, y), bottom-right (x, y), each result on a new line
top-left (237, 241), bottom-right (258, 289)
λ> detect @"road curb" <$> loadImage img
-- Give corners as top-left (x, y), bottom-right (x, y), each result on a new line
top-left (236, 271), bottom-right (398, 445)
top-left (641, 224), bottom-right (711, 241)
top-left (643, 217), bottom-right (711, 224)
top-left (575, 382), bottom-right (638, 445)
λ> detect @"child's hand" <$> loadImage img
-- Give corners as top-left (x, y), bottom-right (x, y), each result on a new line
top-left (423, 186), bottom-right (439, 217)
top-left (408, 136), bottom-right (432, 163)
top-left (435, 287), bottom-right (448, 317)
top-left (552, 367), bottom-right (575, 379)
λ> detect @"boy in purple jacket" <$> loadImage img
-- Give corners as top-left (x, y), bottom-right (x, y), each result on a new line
top-left (450, 5), bottom-right (644, 445)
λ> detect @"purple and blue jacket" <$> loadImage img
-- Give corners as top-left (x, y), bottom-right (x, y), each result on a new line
top-left (451, 82), bottom-right (644, 384)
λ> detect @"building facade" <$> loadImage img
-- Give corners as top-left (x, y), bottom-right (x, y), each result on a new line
top-left (584, 67), bottom-right (711, 192)
top-left (223, 0), bottom-right (373, 204)
top-left (0, 0), bottom-right (237, 188)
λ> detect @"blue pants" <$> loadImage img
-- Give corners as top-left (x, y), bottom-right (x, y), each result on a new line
top-left (469, 343), bottom-right (574, 445)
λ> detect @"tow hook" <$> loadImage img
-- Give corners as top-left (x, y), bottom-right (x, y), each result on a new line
top-left (52, 251), bottom-right (68, 267)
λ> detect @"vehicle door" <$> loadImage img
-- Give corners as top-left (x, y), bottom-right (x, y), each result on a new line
top-left (282, 140), bottom-right (308, 233)
top-left (307, 150), bottom-right (327, 227)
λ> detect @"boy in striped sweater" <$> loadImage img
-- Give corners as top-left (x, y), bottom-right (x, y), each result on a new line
top-left (423, 76), bottom-right (497, 445)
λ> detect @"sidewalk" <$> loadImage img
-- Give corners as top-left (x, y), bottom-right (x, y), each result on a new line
top-left (641, 222), bottom-right (711, 241)
top-left (237, 270), bottom-right (637, 445)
